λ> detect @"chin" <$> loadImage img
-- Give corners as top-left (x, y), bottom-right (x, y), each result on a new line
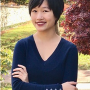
top-left (37, 30), bottom-right (45, 32)
top-left (36, 28), bottom-right (46, 32)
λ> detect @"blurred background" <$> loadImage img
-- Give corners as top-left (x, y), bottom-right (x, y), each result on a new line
top-left (0, 0), bottom-right (90, 90)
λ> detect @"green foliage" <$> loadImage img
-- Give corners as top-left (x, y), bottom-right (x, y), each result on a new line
top-left (1, 21), bottom-right (90, 84)
top-left (1, 21), bottom-right (36, 51)
top-left (62, 0), bottom-right (90, 54)
top-left (78, 53), bottom-right (90, 70)
top-left (1, 21), bottom-right (36, 77)
top-left (0, 48), bottom-right (12, 75)
top-left (1, 22), bottom-right (29, 31)
top-left (1, 21), bottom-right (36, 88)
top-left (1, 0), bottom-right (9, 3)
top-left (1, 83), bottom-right (12, 90)
top-left (63, 0), bottom-right (67, 3)
top-left (14, 0), bottom-right (29, 5)
top-left (59, 15), bottom-right (65, 26)
top-left (0, 19), bottom-right (90, 89)
top-left (25, 0), bottom-right (29, 4)
top-left (1, 0), bottom-right (29, 5)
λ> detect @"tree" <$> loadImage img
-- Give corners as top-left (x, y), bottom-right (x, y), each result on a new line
top-left (14, 0), bottom-right (29, 4)
top-left (0, 48), bottom-right (12, 81)
top-left (61, 0), bottom-right (90, 55)
top-left (1, 0), bottom-right (29, 4)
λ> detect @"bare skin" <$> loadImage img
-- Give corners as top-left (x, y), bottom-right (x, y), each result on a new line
top-left (33, 33), bottom-right (61, 61)
top-left (62, 82), bottom-right (78, 90)
top-left (12, 0), bottom-right (78, 90)
top-left (12, 64), bottom-right (78, 90)
top-left (12, 64), bottom-right (29, 83)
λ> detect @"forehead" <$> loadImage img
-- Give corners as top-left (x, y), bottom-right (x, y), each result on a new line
top-left (34, 0), bottom-right (49, 8)
top-left (40, 0), bottom-right (48, 6)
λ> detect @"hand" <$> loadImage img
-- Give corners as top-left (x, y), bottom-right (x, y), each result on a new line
top-left (62, 81), bottom-right (78, 90)
top-left (12, 64), bottom-right (29, 83)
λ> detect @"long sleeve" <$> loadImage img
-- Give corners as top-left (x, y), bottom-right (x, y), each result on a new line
top-left (62, 45), bottom-right (78, 83)
top-left (11, 39), bottom-right (63, 90)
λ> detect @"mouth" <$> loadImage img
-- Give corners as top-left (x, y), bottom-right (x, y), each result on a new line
top-left (35, 22), bottom-right (46, 26)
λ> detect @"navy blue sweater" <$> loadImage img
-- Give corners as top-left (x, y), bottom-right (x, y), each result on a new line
top-left (11, 35), bottom-right (78, 90)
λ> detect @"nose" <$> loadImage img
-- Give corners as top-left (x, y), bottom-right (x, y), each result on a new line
top-left (36, 12), bottom-right (43, 20)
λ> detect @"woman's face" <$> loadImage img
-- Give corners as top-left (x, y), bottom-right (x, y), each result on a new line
top-left (31, 0), bottom-right (56, 32)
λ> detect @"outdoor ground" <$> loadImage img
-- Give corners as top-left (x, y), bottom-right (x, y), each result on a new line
top-left (1, 3), bottom-right (90, 89)
top-left (1, 21), bottom-right (90, 90)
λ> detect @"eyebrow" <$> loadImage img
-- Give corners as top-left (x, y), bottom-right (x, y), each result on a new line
top-left (34, 6), bottom-right (49, 9)
top-left (32, 6), bottom-right (50, 10)
top-left (42, 7), bottom-right (49, 9)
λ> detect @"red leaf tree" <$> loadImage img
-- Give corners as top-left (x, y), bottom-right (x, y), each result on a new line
top-left (62, 0), bottom-right (90, 55)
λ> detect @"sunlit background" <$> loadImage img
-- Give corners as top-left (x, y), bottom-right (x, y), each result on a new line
top-left (0, 0), bottom-right (90, 90)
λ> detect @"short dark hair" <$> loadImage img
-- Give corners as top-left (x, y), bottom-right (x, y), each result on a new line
top-left (29, 0), bottom-right (64, 22)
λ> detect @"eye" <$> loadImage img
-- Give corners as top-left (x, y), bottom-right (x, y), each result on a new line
top-left (43, 10), bottom-right (49, 12)
top-left (32, 10), bottom-right (37, 12)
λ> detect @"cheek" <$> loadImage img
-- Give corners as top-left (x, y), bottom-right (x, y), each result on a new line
top-left (31, 18), bottom-right (36, 25)
top-left (31, 15), bottom-right (36, 22)
top-left (48, 17), bottom-right (56, 24)
top-left (46, 14), bottom-right (56, 22)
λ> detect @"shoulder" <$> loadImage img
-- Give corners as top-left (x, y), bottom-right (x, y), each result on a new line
top-left (16, 35), bottom-right (33, 45)
top-left (62, 38), bottom-right (77, 48)
top-left (14, 35), bottom-right (33, 49)
top-left (61, 38), bottom-right (77, 51)
top-left (60, 38), bottom-right (78, 60)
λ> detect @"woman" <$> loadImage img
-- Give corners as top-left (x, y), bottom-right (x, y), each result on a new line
top-left (11, 0), bottom-right (78, 90)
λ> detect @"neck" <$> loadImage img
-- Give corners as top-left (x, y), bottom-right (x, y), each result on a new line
top-left (34, 28), bottom-right (59, 42)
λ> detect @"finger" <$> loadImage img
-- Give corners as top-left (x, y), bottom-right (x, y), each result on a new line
top-left (12, 71), bottom-right (22, 75)
top-left (13, 68), bottom-right (24, 73)
top-left (18, 64), bottom-right (27, 72)
top-left (18, 64), bottom-right (26, 71)
top-left (13, 74), bottom-right (22, 79)
top-left (13, 68), bottom-right (23, 71)
top-left (67, 81), bottom-right (77, 85)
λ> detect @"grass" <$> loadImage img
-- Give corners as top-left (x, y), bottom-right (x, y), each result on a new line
top-left (1, 21), bottom-right (90, 70)
top-left (1, 21), bottom-right (64, 50)
top-left (1, 22), bottom-right (30, 31)
top-left (78, 53), bottom-right (90, 70)
top-left (1, 21), bottom-right (36, 50)
top-left (1, 21), bottom-right (90, 69)
top-left (0, 87), bottom-right (12, 90)
top-left (1, 21), bottom-right (90, 89)
top-left (1, 21), bottom-right (64, 90)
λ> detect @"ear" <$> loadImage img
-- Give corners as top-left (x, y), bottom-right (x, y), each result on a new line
top-left (55, 18), bottom-right (58, 25)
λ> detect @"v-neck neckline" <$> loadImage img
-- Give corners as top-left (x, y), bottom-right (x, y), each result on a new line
top-left (32, 35), bottom-right (63, 63)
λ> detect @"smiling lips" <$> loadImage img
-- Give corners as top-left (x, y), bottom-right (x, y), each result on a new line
top-left (36, 22), bottom-right (46, 26)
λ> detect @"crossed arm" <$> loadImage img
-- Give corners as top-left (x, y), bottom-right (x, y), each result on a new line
top-left (11, 40), bottom-right (78, 90)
